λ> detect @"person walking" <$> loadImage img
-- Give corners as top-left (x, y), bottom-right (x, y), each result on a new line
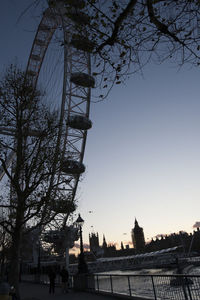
top-left (48, 268), bottom-right (56, 294)
top-left (60, 267), bottom-right (69, 293)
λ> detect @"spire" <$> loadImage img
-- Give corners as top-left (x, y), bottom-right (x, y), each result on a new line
top-left (135, 217), bottom-right (139, 227)
top-left (103, 234), bottom-right (106, 243)
top-left (121, 241), bottom-right (124, 250)
top-left (102, 234), bottom-right (107, 248)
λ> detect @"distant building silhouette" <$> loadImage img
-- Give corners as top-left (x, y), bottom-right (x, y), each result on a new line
top-left (87, 223), bottom-right (200, 260)
top-left (89, 232), bottom-right (99, 253)
top-left (131, 218), bottom-right (145, 253)
top-left (121, 241), bottom-right (124, 250)
top-left (89, 233), bottom-right (121, 257)
top-left (145, 228), bottom-right (200, 254)
top-left (102, 234), bottom-right (107, 251)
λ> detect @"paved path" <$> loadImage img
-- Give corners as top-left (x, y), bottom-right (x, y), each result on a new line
top-left (20, 282), bottom-right (119, 300)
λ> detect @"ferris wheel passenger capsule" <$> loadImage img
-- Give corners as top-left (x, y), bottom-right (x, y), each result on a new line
top-left (43, 234), bottom-right (51, 243)
top-left (48, 0), bottom-right (85, 8)
top-left (48, 0), bottom-right (65, 7)
top-left (61, 159), bottom-right (85, 174)
top-left (71, 35), bottom-right (96, 53)
top-left (67, 115), bottom-right (92, 130)
top-left (51, 199), bottom-right (76, 214)
top-left (67, 10), bottom-right (90, 25)
top-left (65, 0), bottom-right (85, 7)
top-left (70, 72), bottom-right (95, 88)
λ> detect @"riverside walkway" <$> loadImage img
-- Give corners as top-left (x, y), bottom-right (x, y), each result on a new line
top-left (20, 282), bottom-right (120, 300)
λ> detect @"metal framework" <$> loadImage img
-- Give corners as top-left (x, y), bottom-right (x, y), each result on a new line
top-left (0, 2), bottom-right (94, 217)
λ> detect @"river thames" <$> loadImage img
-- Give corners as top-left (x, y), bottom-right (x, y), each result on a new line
top-left (95, 267), bottom-right (200, 299)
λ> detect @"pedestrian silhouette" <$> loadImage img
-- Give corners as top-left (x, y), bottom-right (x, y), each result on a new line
top-left (60, 267), bottom-right (69, 293)
top-left (48, 268), bottom-right (56, 294)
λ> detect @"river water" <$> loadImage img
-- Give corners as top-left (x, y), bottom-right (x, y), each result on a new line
top-left (95, 267), bottom-right (200, 299)
top-left (100, 265), bottom-right (200, 275)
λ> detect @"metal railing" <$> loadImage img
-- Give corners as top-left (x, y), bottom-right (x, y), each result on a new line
top-left (86, 273), bottom-right (200, 300)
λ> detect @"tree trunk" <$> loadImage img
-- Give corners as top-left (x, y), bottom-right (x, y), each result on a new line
top-left (8, 224), bottom-right (22, 299)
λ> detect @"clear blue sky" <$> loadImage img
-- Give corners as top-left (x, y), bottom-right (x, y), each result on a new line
top-left (1, 0), bottom-right (200, 250)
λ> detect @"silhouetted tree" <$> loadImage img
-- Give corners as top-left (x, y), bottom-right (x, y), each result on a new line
top-left (0, 65), bottom-right (74, 297)
top-left (49, 0), bottom-right (200, 99)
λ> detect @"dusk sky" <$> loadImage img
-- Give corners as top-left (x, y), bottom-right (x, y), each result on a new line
top-left (1, 0), bottom-right (200, 251)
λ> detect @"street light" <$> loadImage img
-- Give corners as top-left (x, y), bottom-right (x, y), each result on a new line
top-left (75, 214), bottom-right (88, 273)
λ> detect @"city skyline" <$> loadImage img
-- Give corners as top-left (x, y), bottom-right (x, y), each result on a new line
top-left (1, 1), bottom-right (200, 251)
top-left (70, 218), bottom-right (200, 254)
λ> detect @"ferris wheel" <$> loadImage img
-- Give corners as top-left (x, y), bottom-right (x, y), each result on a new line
top-left (27, 1), bottom-right (96, 217)
top-left (0, 0), bottom-right (96, 222)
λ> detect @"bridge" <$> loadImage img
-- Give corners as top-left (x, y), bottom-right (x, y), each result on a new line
top-left (26, 246), bottom-right (200, 275)
top-left (69, 246), bottom-right (184, 274)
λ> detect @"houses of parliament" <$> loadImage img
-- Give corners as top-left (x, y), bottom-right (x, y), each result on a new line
top-left (86, 218), bottom-right (200, 259)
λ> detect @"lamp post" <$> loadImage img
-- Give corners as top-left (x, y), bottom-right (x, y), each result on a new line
top-left (75, 214), bottom-right (88, 274)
